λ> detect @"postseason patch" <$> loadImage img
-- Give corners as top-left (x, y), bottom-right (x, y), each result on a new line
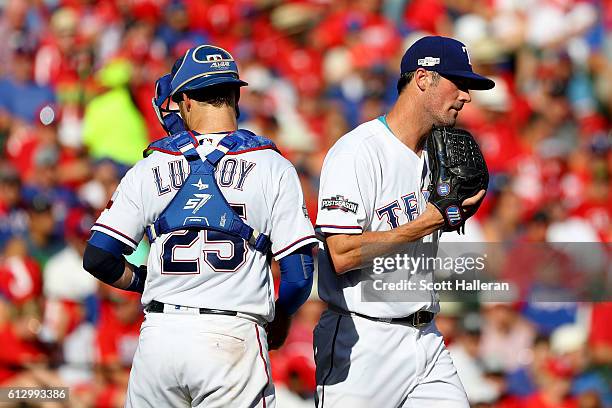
top-left (321, 195), bottom-right (359, 214)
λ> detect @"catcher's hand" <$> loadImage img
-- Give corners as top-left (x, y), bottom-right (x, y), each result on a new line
top-left (266, 302), bottom-right (291, 350)
top-left (426, 127), bottom-right (489, 232)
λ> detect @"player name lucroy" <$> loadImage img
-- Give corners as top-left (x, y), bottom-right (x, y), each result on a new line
top-left (321, 195), bottom-right (359, 214)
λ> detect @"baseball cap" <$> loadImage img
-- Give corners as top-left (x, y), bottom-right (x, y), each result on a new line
top-left (170, 45), bottom-right (248, 102)
top-left (400, 36), bottom-right (495, 90)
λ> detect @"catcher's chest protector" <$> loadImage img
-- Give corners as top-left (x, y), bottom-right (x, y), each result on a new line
top-left (143, 130), bottom-right (276, 253)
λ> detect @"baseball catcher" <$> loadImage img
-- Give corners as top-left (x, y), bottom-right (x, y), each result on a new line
top-left (83, 44), bottom-right (318, 407)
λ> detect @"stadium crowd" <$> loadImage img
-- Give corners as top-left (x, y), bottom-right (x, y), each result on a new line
top-left (0, 0), bottom-right (610, 407)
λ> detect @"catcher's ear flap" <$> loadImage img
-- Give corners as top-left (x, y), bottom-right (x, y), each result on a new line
top-left (152, 73), bottom-right (186, 136)
top-left (154, 74), bottom-right (173, 104)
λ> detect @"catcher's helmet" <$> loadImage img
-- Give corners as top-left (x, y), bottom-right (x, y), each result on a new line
top-left (170, 45), bottom-right (247, 102)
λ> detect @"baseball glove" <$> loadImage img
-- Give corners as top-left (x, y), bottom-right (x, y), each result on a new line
top-left (266, 302), bottom-right (291, 350)
top-left (426, 127), bottom-right (489, 232)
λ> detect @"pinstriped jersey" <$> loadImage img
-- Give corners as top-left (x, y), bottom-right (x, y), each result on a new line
top-left (92, 132), bottom-right (317, 321)
top-left (316, 118), bottom-right (441, 318)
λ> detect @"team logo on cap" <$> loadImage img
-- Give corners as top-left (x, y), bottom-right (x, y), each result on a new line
top-left (437, 183), bottom-right (450, 196)
top-left (418, 57), bottom-right (440, 67)
top-left (322, 195), bottom-right (359, 214)
top-left (462, 46), bottom-right (472, 65)
top-left (445, 205), bottom-right (462, 225)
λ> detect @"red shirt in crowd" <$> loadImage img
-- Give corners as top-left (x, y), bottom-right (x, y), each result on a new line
top-left (0, 256), bottom-right (42, 305)
top-left (589, 302), bottom-right (612, 349)
top-left (0, 319), bottom-right (44, 384)
top-left (96, 298), bottom-right (143, 368)
top-left (523, 393), bottom-right (578, 408)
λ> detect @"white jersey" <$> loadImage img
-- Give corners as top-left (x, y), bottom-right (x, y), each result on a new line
top-left (316, 117), bottom-right (440, 318)
top-left (93, 133), bottom-right (317, 321)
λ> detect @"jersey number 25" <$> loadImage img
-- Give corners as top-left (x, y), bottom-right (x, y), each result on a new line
top-left (161, 204), bottom-right (247, 274)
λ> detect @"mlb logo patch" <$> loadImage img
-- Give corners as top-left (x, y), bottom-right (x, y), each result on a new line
top-left (437, 183), bottom-right (450, 196)
top-left (418, 57), bottom-right (441, 67)
top-left (445, 205), bottom-right (462, 226)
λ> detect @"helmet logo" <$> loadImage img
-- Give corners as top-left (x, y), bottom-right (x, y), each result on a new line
top-left (191, 45), bottom-right (234, 64)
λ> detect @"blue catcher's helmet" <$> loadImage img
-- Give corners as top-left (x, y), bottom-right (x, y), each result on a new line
top-left (169, 45), bottom-right (248, 102)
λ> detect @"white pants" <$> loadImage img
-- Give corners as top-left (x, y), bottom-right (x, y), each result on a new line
top-left (126, 312), bottom-right (275, 408)
top-left (314, 309), bottom-right (468, 408)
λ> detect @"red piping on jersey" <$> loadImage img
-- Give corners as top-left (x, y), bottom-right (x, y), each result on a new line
top-left (254, 325), bottom-right (269, 408)
top-left (93, 223), bottom-right (139, 246)
top-left (272, 235), bottom-right (317, 257)
top-left (315, 225), bottom-right (363, 231)
top-left (187, 131), bottom-right (199, 146)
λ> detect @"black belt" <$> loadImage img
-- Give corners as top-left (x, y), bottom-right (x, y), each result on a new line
top-left (146, 300), bottom-right (238, 317)
top-left (329, 305), bottom-right (434, 327)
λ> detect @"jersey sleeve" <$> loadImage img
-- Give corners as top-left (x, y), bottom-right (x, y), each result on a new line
top-left (91, 165), bottom-right (145, 252)
top-left (269, 166), bottom-right (317, 260)
top-left (316, 150), bottom-right (371, 235)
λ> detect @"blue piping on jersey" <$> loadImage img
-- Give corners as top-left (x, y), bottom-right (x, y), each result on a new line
top-left (378, 114), bottom-right (393, 134)
top-left (88, 230), bottom-right (131, 258)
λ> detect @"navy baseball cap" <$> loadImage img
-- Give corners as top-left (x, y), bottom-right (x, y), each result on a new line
top-left (400, 36), bottom-right (495, 90)
top-left (170, 45), bottom-right (248, 102)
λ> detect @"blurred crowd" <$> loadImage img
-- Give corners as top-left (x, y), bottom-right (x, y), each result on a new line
top-left (0, 0), bottom-right (610, 407)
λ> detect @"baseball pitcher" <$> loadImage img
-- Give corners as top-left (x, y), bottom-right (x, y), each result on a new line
top-left (314, 36), bottom-right (492, 408)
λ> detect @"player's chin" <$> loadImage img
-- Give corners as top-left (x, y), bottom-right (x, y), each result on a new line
top-left (436, 114), bottom-right (457, 127)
